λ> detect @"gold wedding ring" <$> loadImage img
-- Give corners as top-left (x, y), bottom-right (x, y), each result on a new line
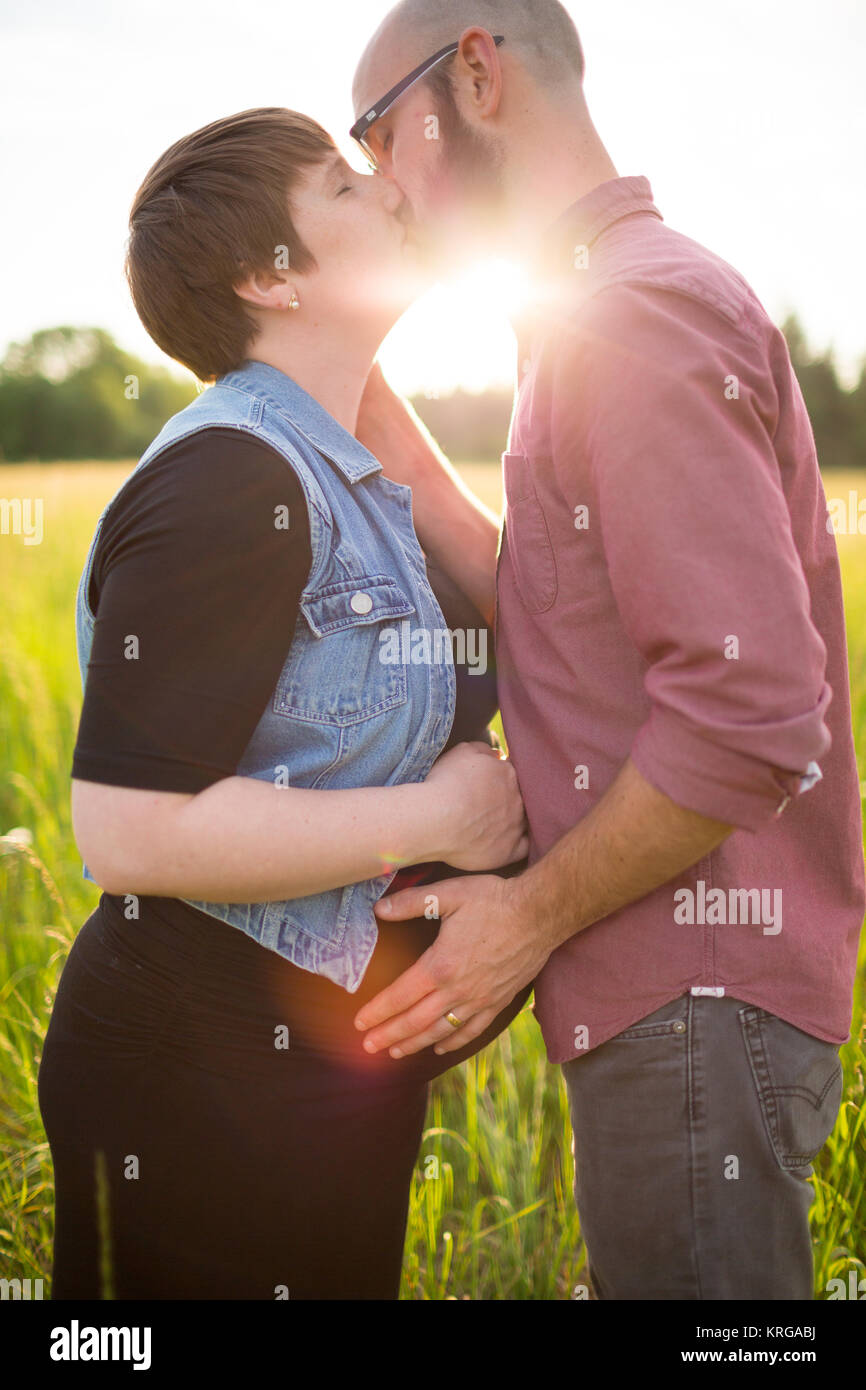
top-left (445, 1012), bottom-right (463, 1029)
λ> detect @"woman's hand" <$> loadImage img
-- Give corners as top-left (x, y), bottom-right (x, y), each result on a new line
top-left (424, 741), bottom-right (529, 871)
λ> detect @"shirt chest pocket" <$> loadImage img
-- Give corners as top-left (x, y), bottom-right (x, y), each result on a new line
top-left (274, 574), bottom-right (415, 725)
top-left (502, 452), bottom-right (559, 614)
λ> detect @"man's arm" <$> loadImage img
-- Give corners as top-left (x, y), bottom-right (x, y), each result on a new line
top-left (355, 363), bottom-right (500, 623)
top-left (511, 755), bottom-right (735, 954)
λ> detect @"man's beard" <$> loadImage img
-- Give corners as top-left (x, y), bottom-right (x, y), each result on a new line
top-left (415, 73), bottom-right (508, 269)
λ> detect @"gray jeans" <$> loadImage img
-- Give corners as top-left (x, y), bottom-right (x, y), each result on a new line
top-left (561, 992), bottom-right (844, 1300)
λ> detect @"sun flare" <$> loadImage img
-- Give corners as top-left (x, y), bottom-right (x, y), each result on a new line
top-left (379, 257), bottom-right (531, 399)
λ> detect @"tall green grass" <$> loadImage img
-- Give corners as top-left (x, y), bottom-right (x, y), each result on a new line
top-left (0, 462), bottom-right (863, 1299)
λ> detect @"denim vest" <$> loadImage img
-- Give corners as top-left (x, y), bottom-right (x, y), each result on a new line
top-left (74, 359), bottom-right (457, 991)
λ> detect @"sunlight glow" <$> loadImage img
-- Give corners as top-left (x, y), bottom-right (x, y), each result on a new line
top-left (378, 258), bottom-right (531, 399)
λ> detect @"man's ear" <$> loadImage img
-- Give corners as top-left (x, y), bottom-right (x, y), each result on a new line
top-left (234, 268), bottom-right (296, 311)
top-left (454, 27), bottom-right (504, 119)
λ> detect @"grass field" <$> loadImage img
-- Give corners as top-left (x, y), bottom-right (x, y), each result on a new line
top-left (1, 460), bottom-right (865, 1300)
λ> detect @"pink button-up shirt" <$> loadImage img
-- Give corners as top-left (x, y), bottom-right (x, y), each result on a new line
top-left (496, 176), bottom-right (865, 1064)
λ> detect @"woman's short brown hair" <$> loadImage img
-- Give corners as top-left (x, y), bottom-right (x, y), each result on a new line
top-left (125, 108), bottom-right (334, 382)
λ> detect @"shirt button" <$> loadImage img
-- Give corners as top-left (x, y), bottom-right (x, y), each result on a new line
top-left (350, 592), bottom-right (373, 614)
top-left (673, 1021), bottom-right (687, 1034)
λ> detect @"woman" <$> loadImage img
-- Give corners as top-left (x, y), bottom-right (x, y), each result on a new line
top-left (37, 108), bottom-right (530, 1300)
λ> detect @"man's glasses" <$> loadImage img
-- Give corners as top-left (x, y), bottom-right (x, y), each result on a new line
top-left (350, 35), bottom-right (505, 171)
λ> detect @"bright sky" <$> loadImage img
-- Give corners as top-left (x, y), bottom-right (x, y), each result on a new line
top-left (1, 0), bottom-right (864, 394)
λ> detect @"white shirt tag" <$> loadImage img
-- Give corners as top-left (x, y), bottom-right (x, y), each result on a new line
top-left (799, 760), bottom-right (823, 793)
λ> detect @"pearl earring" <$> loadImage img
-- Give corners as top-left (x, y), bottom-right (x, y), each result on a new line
top-left (288, 293), bottom-right (300, 311)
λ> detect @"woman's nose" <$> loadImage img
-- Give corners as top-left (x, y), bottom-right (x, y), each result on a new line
top-left (378, 174), bottom-right (405, 216)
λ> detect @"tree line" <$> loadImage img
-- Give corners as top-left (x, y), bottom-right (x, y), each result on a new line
top-left (0, 318), bottom-right (863, 468)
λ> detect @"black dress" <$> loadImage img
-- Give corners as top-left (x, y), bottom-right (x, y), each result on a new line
top-left (38, 429), bottom-right (529, 1300)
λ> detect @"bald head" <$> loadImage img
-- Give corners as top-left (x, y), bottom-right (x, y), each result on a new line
top-left (353, 0), bottom-right (585, 115)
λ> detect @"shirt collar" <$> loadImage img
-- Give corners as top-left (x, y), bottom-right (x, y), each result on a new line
top-left (536, 175), bottom-right (662, 274)
top-left (217, 358), bottom-right (383, 484)
top-left (512, 175), bottom-right (662, 363)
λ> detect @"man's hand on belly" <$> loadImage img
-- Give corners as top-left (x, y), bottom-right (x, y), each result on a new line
top-left (353, 874), bottom-right (547, 1057)
top-left (352, 757), bottom-right (735, 1058)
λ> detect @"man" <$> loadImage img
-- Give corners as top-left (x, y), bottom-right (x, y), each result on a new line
top-left (350, 0), bottom-right (865, 1299)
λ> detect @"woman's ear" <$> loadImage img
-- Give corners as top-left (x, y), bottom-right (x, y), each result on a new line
top-left (234, 268), bottom-right (297, 312)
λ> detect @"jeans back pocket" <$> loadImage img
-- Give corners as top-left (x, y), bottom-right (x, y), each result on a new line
top-left (739, 1006), bottom-right (843, 1172)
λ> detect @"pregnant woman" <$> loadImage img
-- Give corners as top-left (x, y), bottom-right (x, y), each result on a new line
top-left (37, 108), bottom-right (530, 1300)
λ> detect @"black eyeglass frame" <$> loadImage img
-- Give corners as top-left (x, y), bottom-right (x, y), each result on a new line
top-left (350, 35), bottom-right (505, 169)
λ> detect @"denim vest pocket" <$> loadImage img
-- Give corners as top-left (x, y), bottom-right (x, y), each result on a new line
top-left (502, 453), bottom-right (558, 614)
top-left (738, 1006), bottom-right (843, 1173)
top-left (274, 573), bottom-right (415, 726)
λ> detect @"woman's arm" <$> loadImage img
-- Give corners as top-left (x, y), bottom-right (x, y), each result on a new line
top-left (355, 365), bottom-right (500, 625)
top-left (70, 430), bottom-right (525, 902)
top-left (72, 741), bottom-right (526, 900)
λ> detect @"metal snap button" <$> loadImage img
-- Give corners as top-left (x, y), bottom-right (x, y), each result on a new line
top-left (673, 1020), bottom-right (687, 1034)
top-left (350, 591), bottom-right (373, 614)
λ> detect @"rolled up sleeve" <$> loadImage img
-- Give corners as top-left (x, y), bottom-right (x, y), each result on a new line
top-left (560, 283), bottom-right (832, 832)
